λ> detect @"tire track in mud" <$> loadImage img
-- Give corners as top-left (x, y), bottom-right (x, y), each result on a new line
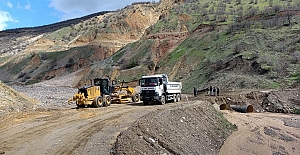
top-left (219, 111), bottom-right (300, 155)
top-left (53, 114), bottom-right (123, 155)
top-left (0, 103), bottom-right (166, 155)
top-left (52, 106), bottom-right (140, 155)
top-left (0, 110), bottom-right (80, 153)
top-left (0, 105), bottom-right (130, 154)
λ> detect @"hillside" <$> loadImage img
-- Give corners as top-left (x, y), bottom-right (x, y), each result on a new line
top-left (0, 0), bottom-right (299, 93)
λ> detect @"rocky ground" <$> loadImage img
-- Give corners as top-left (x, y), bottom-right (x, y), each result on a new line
top-left (0, 83), bottom-right (299, 155)
top-left (10, 85), bottom-right (76, 109)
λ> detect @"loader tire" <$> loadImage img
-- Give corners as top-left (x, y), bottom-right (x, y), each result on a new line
top-left (132, 94), bottom-right (140, 102)
top-left (94, 96), bottom-right (104, 108)
top-left (76, 103), bottom-right (85, 108)
top-left (105, 95), bottom-right (111, 106)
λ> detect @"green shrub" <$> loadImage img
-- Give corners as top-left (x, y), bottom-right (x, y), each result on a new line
top-left (293, 108), bottom-right (300, 114)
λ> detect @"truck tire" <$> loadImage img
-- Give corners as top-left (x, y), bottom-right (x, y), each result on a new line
top-left (176, 94), bottom-right (181, 102)
top-left (132, 94), bottom-right (140, 102)
top-left (160, 95), bottom-right (166, 105)
top-left (173, 94), bottom-right (177, 102)
top-left (105, 95), bottom-right (111, 106)
top-left (143, 101), bottom-right (149, 105)
top-left (93, 96), bottom-right (104, 108)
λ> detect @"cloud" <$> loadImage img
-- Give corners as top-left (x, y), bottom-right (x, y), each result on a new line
top-left (17, 1), bottom-right (31, 10)
top-left (49, 0), bottom-right (159, 20)
top-left (0, 10), bottom-right (18, 31)
top-left (23, 2), bottom-right (31, 10)
top-left (6, 1), bottom-right (13, 8)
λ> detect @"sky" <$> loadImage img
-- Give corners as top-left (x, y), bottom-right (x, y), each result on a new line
top-left (0, 0), bottom-right (159, 31)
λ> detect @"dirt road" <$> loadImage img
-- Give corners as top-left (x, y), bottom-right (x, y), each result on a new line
top-left (1, 84), bottom-right (299, 155)
top-left (219, 110), bottom-right (300, 155)
top-left (0, 102), bottom-right (172, 155)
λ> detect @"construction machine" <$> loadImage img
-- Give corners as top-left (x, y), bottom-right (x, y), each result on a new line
top-left (139, 74), bottom-right (182, 105)
top-left (68, 78), bottom-right (111, 108)
top-left (110, 80), bottom-right (140, 104)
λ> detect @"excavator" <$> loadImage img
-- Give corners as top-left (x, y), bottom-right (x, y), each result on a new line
top-left (68, 78), bottom-right (111, 108)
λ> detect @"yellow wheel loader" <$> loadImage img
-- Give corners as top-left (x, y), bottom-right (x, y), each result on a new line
top-left (110, 80), bottom-right (140, 104)
top-left (68, 78), bottom-right (111, 108)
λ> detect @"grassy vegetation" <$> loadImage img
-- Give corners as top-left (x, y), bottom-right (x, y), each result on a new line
top-left (0, 56), bottom-right (8, 64)
top-left (123, 40), bottom-right (154, 69)
top-left (116, 67), bottom-right (148, 83)
top-left (149, 0), bottom-right (299, 34)
top-left (293, 108), bottom-right (300, 114)
top-left (155, 0), bottom-right (300, 92)
top-left (112, 48), bottom-right (127, 63)
top-left (2, 0), bottom-right (299, 91)
top-left (0, 55), bottom-right (31, 75)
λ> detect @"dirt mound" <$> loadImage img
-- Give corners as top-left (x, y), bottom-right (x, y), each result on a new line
top-left (0, 81), bottom-right (39, 118)
top-left (112, 101), bottom-right (237, 154)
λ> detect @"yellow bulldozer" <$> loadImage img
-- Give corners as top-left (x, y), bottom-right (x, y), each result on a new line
top-left (68, 78), bottom-right (111, 108)
top-left (110, 80), bottom-right (140, 104)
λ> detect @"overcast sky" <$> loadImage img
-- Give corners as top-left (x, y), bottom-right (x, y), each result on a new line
top-left (0, 0), bottom-right (160, 31)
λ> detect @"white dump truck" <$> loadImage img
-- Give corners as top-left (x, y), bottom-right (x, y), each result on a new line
top-left (139, 74), bottom-right (182, 105)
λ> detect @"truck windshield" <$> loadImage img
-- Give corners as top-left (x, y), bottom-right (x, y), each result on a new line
top-left (140, 78), bottom-right (158, 87)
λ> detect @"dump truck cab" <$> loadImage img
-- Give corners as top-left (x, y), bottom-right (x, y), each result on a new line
top-left (139, 74), bottom-right (182, 105)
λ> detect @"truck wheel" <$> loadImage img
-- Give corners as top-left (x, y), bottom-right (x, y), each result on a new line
top-left (105, 95), bottom-right (111, 106)
top-left (132, 94), bottom-right (140, 102)
top-left (143, 101), bottom-right (149, 105)
top-left (94, 96), bottom-right (104, 108)
top-left (176, 94), bottom-right (181, 102)
top-left (160, 95), bottom-right (166, 105)
top-left (173, 94), bottom-right (177, 102)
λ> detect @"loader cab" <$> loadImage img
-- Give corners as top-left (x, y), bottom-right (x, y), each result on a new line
top-left (94, 78), bottom-right (110, 95)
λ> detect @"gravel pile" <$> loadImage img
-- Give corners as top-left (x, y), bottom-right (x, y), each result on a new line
top-left (12, 85), bottom-right (77, 109)
top-left (112, 101), bottom-right (237, 155)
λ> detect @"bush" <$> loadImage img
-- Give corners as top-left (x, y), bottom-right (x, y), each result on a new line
top-left (40, 53), bottom-right (48, 60)
top-left (18, 72), bottom-right (26, 79)
top-left (65, 58), bottom-right (75, 68)
top-left (293, 108), bottom-right (300, 114)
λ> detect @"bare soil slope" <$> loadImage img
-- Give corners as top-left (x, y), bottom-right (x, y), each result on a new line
top-left (0, 81), bottom-right (39, 118)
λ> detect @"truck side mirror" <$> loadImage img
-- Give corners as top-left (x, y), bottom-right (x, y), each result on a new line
top-left (159, 79), bottom-right (163, 85)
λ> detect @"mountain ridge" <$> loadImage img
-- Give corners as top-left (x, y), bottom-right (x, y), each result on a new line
top-left (0, 0), bottom-right (299, 93)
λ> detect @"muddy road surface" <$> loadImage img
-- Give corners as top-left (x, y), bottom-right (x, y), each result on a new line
top-left (219, 110), bottom-right (300, 155)
top-left (1, 85), bottom-right (299, 155)
top-left (0, 102), bottom-right (173, 155)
